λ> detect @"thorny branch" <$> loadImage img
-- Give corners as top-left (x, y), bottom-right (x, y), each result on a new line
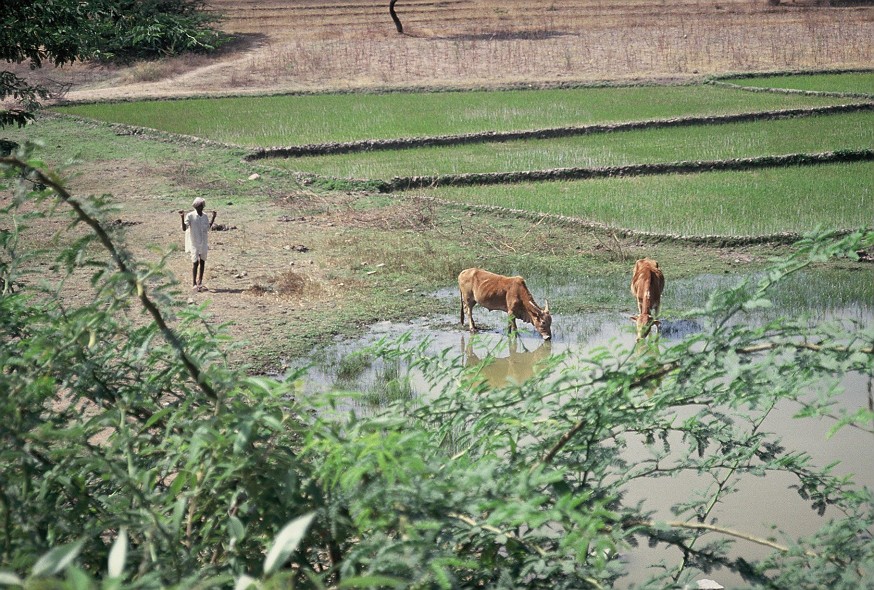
top-left (447, 511), bottom-right (549, 558)
top-left (1, 155), bottom-right (219, 401)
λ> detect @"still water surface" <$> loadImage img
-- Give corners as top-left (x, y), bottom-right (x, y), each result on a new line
top-left (290, 289), bottom-right (873, 588)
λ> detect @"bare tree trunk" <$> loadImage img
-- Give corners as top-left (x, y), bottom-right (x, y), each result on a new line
top-left (389, 0), bottom-right (403, 33)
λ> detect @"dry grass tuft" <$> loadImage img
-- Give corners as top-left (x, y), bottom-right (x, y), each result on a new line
top-left (248, 270), bottom-right (318, 299)
top-left (119, 62), bottom-right (168, 84)
top-left (275, 270), bottom-right (307, 296)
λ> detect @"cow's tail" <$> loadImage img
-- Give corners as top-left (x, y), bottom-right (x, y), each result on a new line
top-left (460, 289), bottom-right (465, 326)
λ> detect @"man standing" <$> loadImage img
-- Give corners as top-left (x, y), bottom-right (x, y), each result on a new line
top-left (180, 197), bottom-right (217, 292)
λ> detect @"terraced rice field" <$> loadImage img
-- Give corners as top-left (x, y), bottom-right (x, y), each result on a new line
top-left (53, 71), bottom-right (874, 237)
top-left (57, 85), bottom-right (861, 146)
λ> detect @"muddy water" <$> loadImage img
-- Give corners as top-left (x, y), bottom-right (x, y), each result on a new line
top-left (618, 366), bottom-right (873, 588)
top-left (291, 274), bottom-right (873, 588)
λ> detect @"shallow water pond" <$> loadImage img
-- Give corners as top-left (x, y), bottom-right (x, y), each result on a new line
top-left (298, 265), bottom-right (872, 400)
top-left (288, 269), bottom-right (873, 588)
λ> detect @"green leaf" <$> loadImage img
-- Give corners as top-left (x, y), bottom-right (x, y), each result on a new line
top-left (65, 566), bottom-right (92, 590)
top-left (31, 540), bottom-right (84, 578)
top-left (228, 516), bottom-right (246, 543)
top-left (337, 575), bottom-right (407, 588)
top-left (168, 470), bottom-right (189, 496)
top-left (742, 297), bottom-right (773, 311)
top-left (107, 528), bottom-right (127, 579)
top-left (244, 376), bottom-right (279, 395)
top-left (263, 512), bottom-right (315, 576)
top-left (143, 406), bottom-right (173, 429)
top-left (171, 497), bottom-right (187, 533)
top-left (0, 571), bottom-right (23, 586)
top-left (234, 574), bottom-right (258, 590)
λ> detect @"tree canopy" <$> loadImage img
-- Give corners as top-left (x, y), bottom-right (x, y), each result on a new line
top-left (1, 0), bottom-right (225, 127)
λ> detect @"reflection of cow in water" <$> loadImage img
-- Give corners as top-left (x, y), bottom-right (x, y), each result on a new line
top-left (462, 336), bottom-right (553, 388)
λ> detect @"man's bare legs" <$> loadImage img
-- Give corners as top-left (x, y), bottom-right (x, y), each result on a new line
top-left (192, 259), bottom-right (206, 291)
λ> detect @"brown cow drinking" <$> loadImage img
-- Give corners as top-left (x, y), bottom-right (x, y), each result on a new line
top-left (458, 268), bottom-right (552, 340)
top-left (630, 258), bottom-right (665, 341)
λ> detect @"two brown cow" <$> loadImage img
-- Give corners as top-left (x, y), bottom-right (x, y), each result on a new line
top-left (458, 258), bottom-right (664, 342)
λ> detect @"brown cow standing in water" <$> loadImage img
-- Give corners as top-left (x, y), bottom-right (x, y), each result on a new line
top-left (630, 258), bottom-right (665, 340)
top-left (458, 268), bottom-right (552, 340)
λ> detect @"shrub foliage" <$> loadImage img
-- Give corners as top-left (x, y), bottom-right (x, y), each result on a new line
top-left (1, 0), bottom-right (225, 127)
top-left (86, 0), bottom-right (226, 62)
top-left (1, 145), bottom-right (873, 588)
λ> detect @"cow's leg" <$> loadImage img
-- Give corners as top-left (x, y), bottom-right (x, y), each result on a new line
top-left (463, 298), bottom-right (477, 332)
top-left (507, 314), bottom-right (518, 335)
top-left (459, 288), bottom-right (476, 331)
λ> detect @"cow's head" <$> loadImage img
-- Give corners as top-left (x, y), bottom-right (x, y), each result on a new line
top-left (630, 313), bottom-right (660, 341)
top-left (533, 300), bottom-right (552, 340)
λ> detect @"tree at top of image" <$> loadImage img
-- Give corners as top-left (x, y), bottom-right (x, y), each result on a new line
top-left (0, 0), bottom-right (227, 128)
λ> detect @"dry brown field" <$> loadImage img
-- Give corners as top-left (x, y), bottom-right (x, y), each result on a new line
top-left (55, 0), bottom-right (873, 102)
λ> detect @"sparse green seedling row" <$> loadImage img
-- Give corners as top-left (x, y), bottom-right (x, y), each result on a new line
top-left (55, 84), bottom-right (861, 147)
top-left (272, 111), bottom-right (873, 178)
top-left (721, 71), bottom-right (874, 95)
top-left (425, 161), bottom-right (874, 236)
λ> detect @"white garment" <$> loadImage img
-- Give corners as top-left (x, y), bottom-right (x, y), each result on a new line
top-left (184, 210), bottom-right (210, 262)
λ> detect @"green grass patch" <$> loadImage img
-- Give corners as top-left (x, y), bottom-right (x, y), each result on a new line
top-left (269, 111), bottom-right (873, 178)
top-left (726, 72), bottom-right (874, 95)
top-left (3, 115), bottom-right (270, 208)
top-left (53, 85), bottom-right (857, 147)
top-left (425, 161), bottom-right (874, 236)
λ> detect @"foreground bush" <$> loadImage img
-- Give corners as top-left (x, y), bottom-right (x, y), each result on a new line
top-left (87, 0), bottom-right (227, 62)
top-left (1, 146), bottom-right (873, 588)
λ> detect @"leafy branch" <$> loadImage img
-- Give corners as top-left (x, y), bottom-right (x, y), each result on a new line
top-left (1, 154), bottom-right (218, 401)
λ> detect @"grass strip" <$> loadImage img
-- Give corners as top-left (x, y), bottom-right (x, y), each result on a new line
top-left (269, 111), bottom-right (873, 179)
top-left (369, 149), bottom-right (873, 192)
top-left (247, 103), bottom-right (873, 159)
top-left (714, 71), bottom-right (874, 95)
top-left (420, 159), bottom-right (874, 237)
top-left (53, 85), bottom-right (857, 147)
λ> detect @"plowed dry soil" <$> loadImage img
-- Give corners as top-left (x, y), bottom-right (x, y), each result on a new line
top-left (45, 0), bottom-right (874, 102)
